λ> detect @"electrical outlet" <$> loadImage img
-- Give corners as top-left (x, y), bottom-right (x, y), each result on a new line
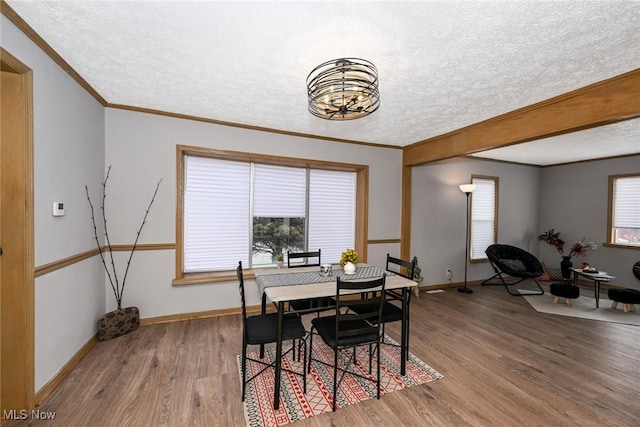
top-left (446, 268), bottom-right (452, 280)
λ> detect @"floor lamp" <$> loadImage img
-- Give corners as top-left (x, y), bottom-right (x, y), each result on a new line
top-left (458, 183), bottom-right (476, 293)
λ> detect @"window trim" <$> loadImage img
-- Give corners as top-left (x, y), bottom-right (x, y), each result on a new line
top-left (468, 175), bottom-right (499, 263)
top-left (174, 145), bottom-right (369, 285)
top-left (606, 173), bottom-right (640, 250)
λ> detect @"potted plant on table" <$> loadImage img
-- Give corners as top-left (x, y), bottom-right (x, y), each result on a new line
top-left (86, 166), bottom-right (161, 341)
top-left (276, 254), bottom-right (284, 269)
top-left (340, 248), bottom-right (359, 275)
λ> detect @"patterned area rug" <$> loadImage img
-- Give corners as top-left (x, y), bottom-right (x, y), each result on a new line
top-left (237, 336), bottom-right (443, 427)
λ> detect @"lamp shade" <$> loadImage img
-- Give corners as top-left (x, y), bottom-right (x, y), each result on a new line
top-left (459, 184), bottom-right (476, 194)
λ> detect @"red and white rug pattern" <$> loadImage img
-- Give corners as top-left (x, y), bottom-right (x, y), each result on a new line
top-left (237, 336), bottom-right (443, 427)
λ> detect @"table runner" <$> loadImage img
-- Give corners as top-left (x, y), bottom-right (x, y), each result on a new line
top-left (256, 265), bottom-right (392, 296)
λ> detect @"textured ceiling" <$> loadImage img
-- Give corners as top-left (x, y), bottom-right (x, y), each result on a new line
top-left (4, 0), bottom-right (640, 164)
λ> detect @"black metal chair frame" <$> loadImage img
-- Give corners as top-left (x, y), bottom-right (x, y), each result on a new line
top-left (346, 254), bottom-right (415, 363)
top-left (287, 249), bottom-right (321, 268)
top-left (285, 249), bottom-right (333, 359)
top-left (481, 244), bottom-right (545, 296)
top-left (287, 249), bottom-right (332, 313)
top-left (308, 274), bottom-right (386, 412)
top-left (238, 261), bottom-right (307, 402)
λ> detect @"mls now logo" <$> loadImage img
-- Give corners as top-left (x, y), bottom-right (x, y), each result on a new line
top-left (3, 409), bottom-right (56, 420)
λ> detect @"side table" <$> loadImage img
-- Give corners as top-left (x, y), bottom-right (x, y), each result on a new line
top-left (572, 268), bottom-right (615, 308)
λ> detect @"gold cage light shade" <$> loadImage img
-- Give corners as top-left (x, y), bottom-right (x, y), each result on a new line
top-left (306, 58), bottom-right (380, 120)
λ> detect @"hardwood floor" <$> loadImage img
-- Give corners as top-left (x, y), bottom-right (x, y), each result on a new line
top-left (7, 283), bottom-right (640, 426)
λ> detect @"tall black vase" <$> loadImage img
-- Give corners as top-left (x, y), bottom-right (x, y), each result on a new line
top-left (560, 256), bottom-right (573, 279)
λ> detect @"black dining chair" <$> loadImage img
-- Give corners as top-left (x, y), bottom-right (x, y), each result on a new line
top-left (287, 249), bottom-right (321, 268)
top-left (308, 274), bottom-right (386, 411)
top-left (346, 254), bottom-right (415, 362)
top-left (237, 261), bottom-right (307, 402)
top-left (286, 249), bottom-right (334, 360)
top-left (287, 249), bottom-right (334, 314)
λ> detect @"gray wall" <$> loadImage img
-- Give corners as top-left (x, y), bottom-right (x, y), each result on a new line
top-left (410, 155), bottom-right (640, 291)
top-left (539, 155), bottom-right (640, 288)
top-left (2, 16), bottom-right (106, 391)
top-left (411, 157), bottom-right (540, 286)
top-left (104, 108), bottom-right (404, 318)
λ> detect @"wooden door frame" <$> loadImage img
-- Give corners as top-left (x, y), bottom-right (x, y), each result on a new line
top-left (1, 47), bottom-right (35, 414)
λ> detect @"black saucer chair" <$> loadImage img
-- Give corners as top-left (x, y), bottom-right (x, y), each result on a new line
top-left (482, 244), bottom-right (545, 296)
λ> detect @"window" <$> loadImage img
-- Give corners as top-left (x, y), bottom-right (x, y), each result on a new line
top-left (177, 146), bottom-right (365, 280)
top-left (183, 156), bottom-right (250, 272)
top-left (252, 164), bottom-right (307, 267)
top-left (469, 176), bottom-right (498, 261)
top-left (609, 174), bottom-right (640, 247)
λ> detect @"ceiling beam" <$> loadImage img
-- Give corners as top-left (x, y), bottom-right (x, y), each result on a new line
top-left (403, 68), bottom-right (640, 167)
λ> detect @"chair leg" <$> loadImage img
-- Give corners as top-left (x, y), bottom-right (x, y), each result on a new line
top-left (308, 328), bottom-right (314, 374)
top-left (332, 347), bottom-right (338, 412)
top-left (241, 339), bottom-right (247, 401)
top-left (611, 301), bottom-right (618, 309)
top-left (302, 338), bottom-right (307, 394)
top-left (503, 277), bottom-right (544, 296)
top-left (405, 299), bottom-right (411, 362)
top-left (481, 269), bottom-right (502, 286)
top-left (376, 341), bottom-right (381, 400)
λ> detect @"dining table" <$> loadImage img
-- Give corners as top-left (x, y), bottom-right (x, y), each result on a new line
top-left (254, 263), bottom-right (417, 410)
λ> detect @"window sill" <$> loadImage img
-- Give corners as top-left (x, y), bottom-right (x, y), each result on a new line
top-left (469, 258), bottom-right (489, 264)
top-left (602, 242), bottom-right (640, 250)
top-left (172, 269), bottom-right (257, 286)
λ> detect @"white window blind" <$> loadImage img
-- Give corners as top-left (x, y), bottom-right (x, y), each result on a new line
top-left (253, 164), bottom-right (306, 217)
top-left (183, 154), bottom-right (359, 272)
top-left (612, 176), bottom-right (640, 245)
top-left (183, 156), bottom-right (250, 272)
top-left (308, 170), bottom-right (356, 264)
top-left (613, 176), bottom-right (640, 228)
top-left (470, 177), bottom-right (496, 260)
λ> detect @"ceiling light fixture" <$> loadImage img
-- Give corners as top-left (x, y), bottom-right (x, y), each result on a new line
top-left (306, 58), bottom-right (380, 120)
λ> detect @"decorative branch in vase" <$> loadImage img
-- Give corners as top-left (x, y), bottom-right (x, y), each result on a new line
top-left (86, 166), bottom-right (162, 341)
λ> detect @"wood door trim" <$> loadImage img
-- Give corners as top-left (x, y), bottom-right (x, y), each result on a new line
top-left (1, 47), bottom-right (35, 412)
